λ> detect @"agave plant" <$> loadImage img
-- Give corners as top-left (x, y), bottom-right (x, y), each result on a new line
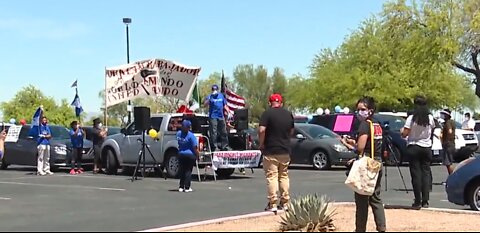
top-left (280, 194), bottom-right (336, 232)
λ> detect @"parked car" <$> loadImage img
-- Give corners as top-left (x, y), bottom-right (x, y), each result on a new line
top-left (309, 113), bottom-right (445, 165)
top-left (446, 155), bottom-right (480, 211)
top-left (291, 123), bottom-right (356, 170)
top-left (1, 125), bottom-right (94, 170)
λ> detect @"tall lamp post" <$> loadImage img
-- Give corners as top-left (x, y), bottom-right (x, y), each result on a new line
top-left (123, 17), bottom-right (132, 124)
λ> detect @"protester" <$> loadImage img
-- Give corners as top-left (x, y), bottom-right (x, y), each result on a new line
top-left (37, 116), bottom-right (54, 176)
top-left (462, 112), bottom-right (475, 131)
top-left (341, 96), bottom-right (386, 232)
top-left (92, 118), bottom-right (107, 174)
top-left (259, 93), bottom-right (294, 212)
top-left (176, 120), bottom-right (199, 193)
top-left (0, 130), bottom-right (6, 160)
top-left (440, 109), bottom-right (455, 175)
top-left (204, 84), bottom-right (231, 151)
top-left (69, 121), bottom-right (85, 175)
top-left (401, 96), bottom-right (434, 208)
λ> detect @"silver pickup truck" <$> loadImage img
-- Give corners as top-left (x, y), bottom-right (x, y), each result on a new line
top-left (101, 113), bottom-right (248, 178)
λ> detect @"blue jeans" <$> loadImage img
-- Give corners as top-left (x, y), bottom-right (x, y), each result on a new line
top-left (209, 118), bottom-right (229, 150)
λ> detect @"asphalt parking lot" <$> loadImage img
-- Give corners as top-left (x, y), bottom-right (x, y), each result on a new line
top-left (0, 164), bottom-right (464, 231)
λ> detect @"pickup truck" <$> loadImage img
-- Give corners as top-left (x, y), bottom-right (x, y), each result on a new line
top-left (100, 113), bottom-right (254, 178)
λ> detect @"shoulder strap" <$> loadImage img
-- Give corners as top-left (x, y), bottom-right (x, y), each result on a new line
top-left (367, 120), bottom-right (374, 159)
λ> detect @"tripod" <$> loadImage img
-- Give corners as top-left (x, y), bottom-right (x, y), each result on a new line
top-left (383, 129), bottom-right (408, 193)
top-left (131, 131), bottom-right (166, 182)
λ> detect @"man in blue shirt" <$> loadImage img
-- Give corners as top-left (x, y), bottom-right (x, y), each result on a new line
top-left (176, 120), bottom-right (199, 192)
top-left (204, 84), bottom-right (231, 151)
top-left (37, 116), bottom-right (53, 176)
top-left (69, 121), bottom-right (85, 175)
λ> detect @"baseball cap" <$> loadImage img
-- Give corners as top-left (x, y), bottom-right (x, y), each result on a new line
top-left (440, 108), bottom-right (451, 116)
top-left (212, 85), bottom-right (219, 91)
top-left (182, 120), bottom-right (192, 128)
top-left (269, 93), bottom-right (283, 103)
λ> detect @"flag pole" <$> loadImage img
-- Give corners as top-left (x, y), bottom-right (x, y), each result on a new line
top-left (104, 67), bottom-right (108, 128)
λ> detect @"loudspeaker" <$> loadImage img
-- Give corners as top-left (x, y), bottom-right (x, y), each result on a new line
top-left (234, 108), bottom-right (249, 131)
top-left (134, 107), bottom-right (151, 131)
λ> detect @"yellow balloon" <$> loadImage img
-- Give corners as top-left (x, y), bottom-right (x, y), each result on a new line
top-left (148, 129), bottom-right (158, 139)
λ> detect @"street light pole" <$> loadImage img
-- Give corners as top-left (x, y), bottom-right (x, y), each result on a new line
top-left (123, 18), bottom-right (132, 124)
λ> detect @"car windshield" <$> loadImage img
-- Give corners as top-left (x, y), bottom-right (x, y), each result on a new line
top-left (297, 124), bottom-right (338, 139)
top-left (107, 127), bottom-right (121, 135)
top-left (374, 115), bottom-right (406, 132)
top-left (50, 126), bottom-right (70, 140)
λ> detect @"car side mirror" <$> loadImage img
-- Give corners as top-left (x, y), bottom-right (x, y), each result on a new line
top-left (296, 134), bottom-right (306, 140)
top-left (121, 128), bottom-right (127, 135)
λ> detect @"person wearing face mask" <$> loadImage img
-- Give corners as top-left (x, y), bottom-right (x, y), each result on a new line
top-left (462, 112), bottom-right (475, 131)
top-left (342, 96), bottom-right (386, 232)
top-left (440, 109), bottom-right (455, 175)
top-left (92, 118), bottom-right (107, 174)
top-left (204, 84), bottom-right (231, 151)
top-left (0, 130), bottom-right (6, 161)
top-left (37, 116), bottom-right (54, 176)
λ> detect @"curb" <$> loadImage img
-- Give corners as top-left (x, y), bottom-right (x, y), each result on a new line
top-left (138, 202), bottom-right (354, 232)
top-left (139, 202), bottom-right (479, 232)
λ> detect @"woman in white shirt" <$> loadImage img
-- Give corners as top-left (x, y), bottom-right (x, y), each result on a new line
top-left (401, 96), bottom-right (434, 208)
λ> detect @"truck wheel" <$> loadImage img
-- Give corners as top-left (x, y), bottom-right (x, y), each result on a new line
top-left (165, 151), bottom-right (180, 178)
top-left (468, 181), bottom-right (480, 211)
top-left (216, 168), bottom-right (235, 179)
top-left (0, 157), bottom-right (9, 170)
top-left (105, 149), bottom-right (118, 175)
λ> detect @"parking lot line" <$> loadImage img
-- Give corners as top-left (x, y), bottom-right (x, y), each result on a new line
top-left (0, 197), bottom-right (11, 200)
top-left (0, 181), bottom-right (126, 191)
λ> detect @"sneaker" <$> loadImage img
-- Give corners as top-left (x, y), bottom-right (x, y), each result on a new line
top-left (178, 188), bottom-right (184, 192)
top-left (279, 203), bottom-right (289, 211)
top-left (265, 203), bottom-right (278, 212)
top-left (412, 202), bottom-right (421, 208)
top-left (184, 188), bottom-right (193, 193)
top-left (422, 202), bottom-right (429, 208)
top-left (69, 169), bottom-right (77, 175)
top-left (44, 171), bottom-right (54, 175)
top-left (37, 172), bottom-right (46, 176)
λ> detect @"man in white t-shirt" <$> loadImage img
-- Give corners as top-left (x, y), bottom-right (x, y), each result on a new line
top-left (462, 112), bottom-right (475, 131)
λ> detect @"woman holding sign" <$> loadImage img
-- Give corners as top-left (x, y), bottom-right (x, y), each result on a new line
top-left (342, 96), bottom-right (386, 232)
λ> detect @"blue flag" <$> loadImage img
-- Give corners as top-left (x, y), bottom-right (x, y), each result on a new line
top-left (28, 107), bottom-right (43, 138)
top-left (71, 93), bottom-right (83, 117)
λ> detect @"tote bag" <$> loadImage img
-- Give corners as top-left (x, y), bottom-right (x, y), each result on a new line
top-left (345, 120), bottom-right (382, 196)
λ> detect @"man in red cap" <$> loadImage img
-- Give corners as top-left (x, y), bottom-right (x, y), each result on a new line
top-left (259, 93), bottom-right (294, 212)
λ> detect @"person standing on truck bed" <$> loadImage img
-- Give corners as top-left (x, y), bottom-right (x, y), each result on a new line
top-left (259, 93), bottom-right (294, 212)
top-left (204, 84), bottom-right (231, 151)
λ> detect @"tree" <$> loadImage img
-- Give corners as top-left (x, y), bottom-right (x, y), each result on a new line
top-left (299, 0), bottom-right (477, 112)
top-left (233, 65), bottom-right (272, 122)
top-left (453, 0), bottom-right (480, 97)
top-left (98, 91), bottom-right (129, 127)
top-left (1, 85), bottom-right (78, 127)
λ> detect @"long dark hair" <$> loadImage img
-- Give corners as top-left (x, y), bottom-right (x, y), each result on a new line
top-left (356, 96), bottom-right (376, 118)
top-left (412, 96), bottom-right (430, 127)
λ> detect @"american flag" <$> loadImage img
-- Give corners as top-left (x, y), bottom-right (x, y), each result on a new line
top-left (221, 71), bottom-right (246, 119)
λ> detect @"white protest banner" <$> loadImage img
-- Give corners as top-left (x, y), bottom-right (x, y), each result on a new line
top-left (5, 125), bottom-right (22, 143)
top-left (105, 59), bottom-right (201, 107)
top-left (211, 150), bottom-right (262, 170)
